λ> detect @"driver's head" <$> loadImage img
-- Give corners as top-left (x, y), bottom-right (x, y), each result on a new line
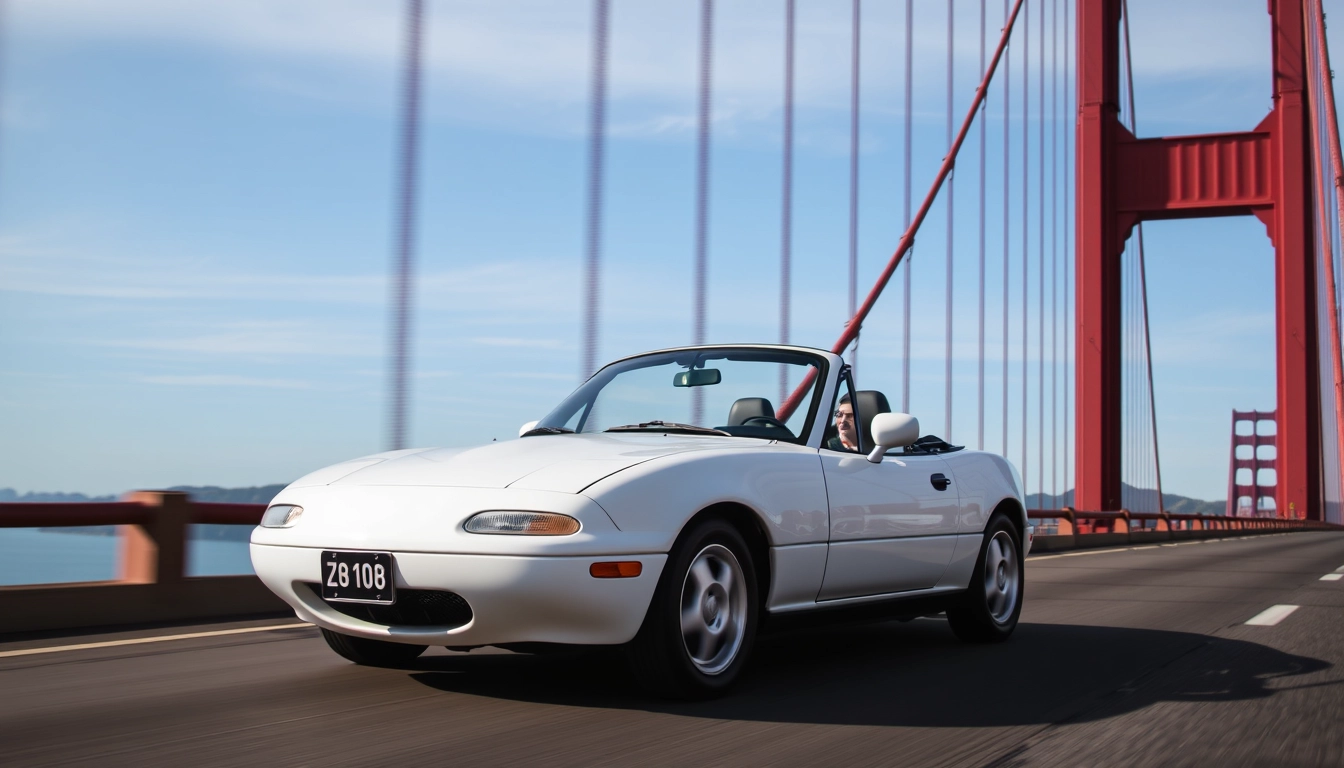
top-left (835, 394), bottom-right (858, 448)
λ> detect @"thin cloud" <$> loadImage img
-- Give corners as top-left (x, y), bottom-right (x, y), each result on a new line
top-left (138, 374), bottom-right (312, 389)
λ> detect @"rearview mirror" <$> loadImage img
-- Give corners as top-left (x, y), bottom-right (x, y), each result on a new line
top-left (672, 368), bottom-right (722, 387)
top-left (867, 412), bottom-right (919, 463)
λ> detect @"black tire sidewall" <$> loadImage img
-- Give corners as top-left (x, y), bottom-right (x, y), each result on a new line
top-left (973, 515), bottom-right (1024, 637)
top-left (634, 517), bottom-right (760, 697)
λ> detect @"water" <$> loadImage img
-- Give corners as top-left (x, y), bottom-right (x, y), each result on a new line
top-left (0, 527), bottom-right (255, 586)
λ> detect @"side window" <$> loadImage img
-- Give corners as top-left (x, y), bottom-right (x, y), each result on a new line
top-left (822, 367), bottom-right (862, 453)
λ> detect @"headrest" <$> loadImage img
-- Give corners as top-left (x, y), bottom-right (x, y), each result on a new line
top-left (727, 397), bottom-right (776, 426)
top-left (854, 390), bottom-right (891, 449)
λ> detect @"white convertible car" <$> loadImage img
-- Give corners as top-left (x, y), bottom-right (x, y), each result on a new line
top-left (252, 344), bottom-right (1029, 697)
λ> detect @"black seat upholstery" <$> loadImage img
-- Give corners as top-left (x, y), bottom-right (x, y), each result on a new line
top-left (854, 390), bottom-right (891, 450)
top-left (727, 397), bottom-right (776, 426)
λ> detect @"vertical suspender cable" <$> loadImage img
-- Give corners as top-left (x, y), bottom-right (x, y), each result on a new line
top-left (1003, 0), bottom-right (1012, 458)
top-left (1063, 0), bottom-right (1071, 500)
top-left (978, 0), bottom-right (988, 451)
top-left (1037, 0), bottom-right (1045, 500)
top-left (849, 0), bottom-right (862, 376)
top-left (388, 0), bottom-right (424, 451)
top-left (902, 0), bottom-right (914, 413)
top-left (1122, 0), bottom-right (1164, 511)
top-left (1051, 0), bottom-right (1058, 501)
top-left (945, 1), bottom-right (955, 441)
top-left (691, 0), bottom-right (714, 425)
top-left (1306, 0), bottom-right (1344, 517)
top-left (581, 0), bottom-right (610, 380)
top-left (780, 0), bottom-right (795, 406)
top-left (1021, 0), bottom-right (1030, 498)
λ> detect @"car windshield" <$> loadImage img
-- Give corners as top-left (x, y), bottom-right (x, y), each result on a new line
top-left (534, 348), bottom-right (827, 443)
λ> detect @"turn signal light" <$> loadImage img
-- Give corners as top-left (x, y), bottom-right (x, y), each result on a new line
top-left (590, 561), bottom-right (643, 578)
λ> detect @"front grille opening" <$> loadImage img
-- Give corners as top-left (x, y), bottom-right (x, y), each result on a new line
top-left (305, 583), bottom-right (473, 629)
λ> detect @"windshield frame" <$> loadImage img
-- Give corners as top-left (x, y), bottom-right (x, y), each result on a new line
top-left (536, 345), bottom-right (833, 445)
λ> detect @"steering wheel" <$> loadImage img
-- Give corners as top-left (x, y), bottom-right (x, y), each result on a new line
top-left (741, 416), bottom-right (789, 431)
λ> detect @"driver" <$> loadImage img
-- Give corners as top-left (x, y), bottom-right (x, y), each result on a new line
top-left (826, 395), bottom-right (860, 452)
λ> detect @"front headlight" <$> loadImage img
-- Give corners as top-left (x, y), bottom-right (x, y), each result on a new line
top-left (260, 504), bottom-right (304, 528)
top-left (464, 511), bottom-right (580, 535)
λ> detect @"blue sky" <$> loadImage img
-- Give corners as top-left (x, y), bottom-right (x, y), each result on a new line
top-left (1, 0), bottom-right (1340, 504)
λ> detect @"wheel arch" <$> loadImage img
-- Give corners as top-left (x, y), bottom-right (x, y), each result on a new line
top-left (989, 496), bottom-right (1028, 547)
top-left (678, 502), bottom-right (772, 608)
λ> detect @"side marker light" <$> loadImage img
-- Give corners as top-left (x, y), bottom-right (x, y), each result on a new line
top-left (590, 561), bottom-right (643, 578)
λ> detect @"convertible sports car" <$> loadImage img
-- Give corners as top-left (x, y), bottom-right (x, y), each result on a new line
top-left (251, 344), bottom-right (1029, 697)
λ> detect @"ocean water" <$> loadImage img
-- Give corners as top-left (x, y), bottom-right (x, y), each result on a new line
top-left (0, 527), bottom-right (255, 586)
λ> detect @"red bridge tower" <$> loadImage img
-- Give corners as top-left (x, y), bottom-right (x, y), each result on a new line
top-left (1076, 0), bottom-right (1323, 518)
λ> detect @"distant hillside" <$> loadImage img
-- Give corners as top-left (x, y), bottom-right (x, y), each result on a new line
top-left (1026, 484), bottom-right (1225, 516)
top-left (0, 489), bottom-right (116, 503)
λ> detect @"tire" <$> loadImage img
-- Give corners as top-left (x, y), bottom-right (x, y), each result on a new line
top-left (946, 514), bottom-right (1023, 643)
top-left (625, 517), bottom-right (759, 699)
top-left (320, 628), bottom-right (427, 667)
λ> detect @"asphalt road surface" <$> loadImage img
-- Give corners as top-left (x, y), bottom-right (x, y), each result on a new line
top-left (3, 532), bottom-right (1343, 767)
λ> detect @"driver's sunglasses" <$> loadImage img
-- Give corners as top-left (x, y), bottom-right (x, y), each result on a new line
top-left (834, 410), bottom-right (855, 421)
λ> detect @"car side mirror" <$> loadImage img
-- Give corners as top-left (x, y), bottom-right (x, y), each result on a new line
top-left (519, 420), bottom-right (539, 438)
top-left (867, 412), bottom-right (919, 463)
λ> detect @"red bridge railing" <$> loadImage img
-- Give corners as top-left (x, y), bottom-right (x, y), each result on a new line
top-left (1026, 507), bottom-right (1338, 552)
top-left (0, 492), bottom-right (282, 636)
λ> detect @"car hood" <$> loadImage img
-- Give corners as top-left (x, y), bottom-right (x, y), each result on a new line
top-left (290, 432), bottom-right (755, 494)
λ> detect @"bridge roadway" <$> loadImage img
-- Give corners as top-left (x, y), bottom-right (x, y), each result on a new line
top-left (3, 532), bottom-right (1343, 767)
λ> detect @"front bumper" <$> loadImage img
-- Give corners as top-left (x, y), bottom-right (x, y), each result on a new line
top-left (251, 543), bottom-right (666, 646)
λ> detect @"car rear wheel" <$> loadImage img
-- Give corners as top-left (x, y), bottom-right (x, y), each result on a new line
top-left (625, 517), bottom-right (759, 698)
top-left (946, 514), bottom-right (1023, 643)
top-left (320, 628), bottom-right (427, 667)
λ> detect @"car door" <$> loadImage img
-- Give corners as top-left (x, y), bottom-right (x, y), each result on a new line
top-left (817, 451), bottom-right (961, 600)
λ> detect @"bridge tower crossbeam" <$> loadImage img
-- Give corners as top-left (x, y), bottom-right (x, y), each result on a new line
top-left (1076, 0), bottom-right (1322, 519)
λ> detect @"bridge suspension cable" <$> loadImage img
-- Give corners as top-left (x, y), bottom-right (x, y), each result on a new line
top-left (945, 0), bottom-right (956, 442)
top-left (580, 0), bottom-right (610, 380)
top-left (901, 0), bottom-right (914, 415)
top-left (691, 0), bottom-right (714, 425)
top-left (1002, 0), bottom-right (1012, 460)
top-left (779, 0), bottom-right (795, 406)
top-left (978, 0), bottom-right (988, 452)
top-left (1021, 0), bottom-right (1029, 496)
top-left (387, 0), bottom-right (424, 451)
top-left (848, 0), bottom-right (861, 378)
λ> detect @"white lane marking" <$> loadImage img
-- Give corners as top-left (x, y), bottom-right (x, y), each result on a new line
top-left (1130, 545), bottom-right (1159, 550)
top-left (1336, 565), bottom-right (1344, 572)
top-left (1321, 573), bottom-right (1343, 582)
top-left (0, 623), bottom-right (313, 659)
top-left (1245, 605), bottom-right (1300, 626)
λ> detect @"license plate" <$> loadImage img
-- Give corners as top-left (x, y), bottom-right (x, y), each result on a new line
top-left (321, 550), bottom-right (395, 604)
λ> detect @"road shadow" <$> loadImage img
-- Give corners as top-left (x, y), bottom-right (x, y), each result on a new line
top-left (406, 620), bottom-right (1332, 728)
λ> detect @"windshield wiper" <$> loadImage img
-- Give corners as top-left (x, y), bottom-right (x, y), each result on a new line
top-left (521, 426), bottom-right (576, 437)
top-left (604, 421), bottom-right (730, 436)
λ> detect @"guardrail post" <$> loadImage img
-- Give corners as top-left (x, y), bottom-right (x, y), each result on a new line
top-left (1117, 509), bottom-right (1131, 536)
top-left (1058, 507), bottom-right (1076, 536)
top-left (118, 491), bottom-right (190, 584)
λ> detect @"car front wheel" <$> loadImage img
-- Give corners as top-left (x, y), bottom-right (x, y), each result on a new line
top-left (946, 514), bottom-right (1023, 643)
top-left (320, 628), bottom-right (427, 667)
top-left (625, 517), bottom-right (759, 698)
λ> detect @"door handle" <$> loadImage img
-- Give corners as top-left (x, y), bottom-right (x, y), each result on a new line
top-left (930, 473), bottom-right (951, 491)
